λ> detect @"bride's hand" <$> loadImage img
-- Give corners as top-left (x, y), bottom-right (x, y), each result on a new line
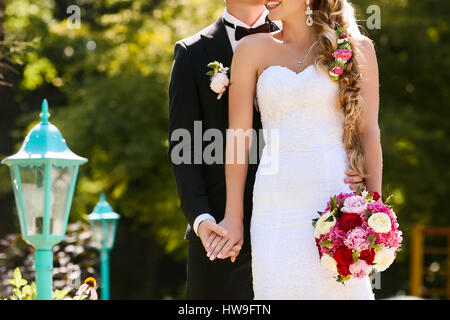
top-left (206, 216), bottom-right (244, 262)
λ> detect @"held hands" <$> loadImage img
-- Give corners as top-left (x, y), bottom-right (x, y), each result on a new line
top-left (197, 219), bottom-right (242, 262)
top-left (205, 216), bottom-right (244, 263)
top-left (344, 169), bottom-right (365, 191)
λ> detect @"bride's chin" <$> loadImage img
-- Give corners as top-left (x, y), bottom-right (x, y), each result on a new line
top-left (267, 12), bottom-right (277, 21)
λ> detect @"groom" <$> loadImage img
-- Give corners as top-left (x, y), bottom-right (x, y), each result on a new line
top-left (168, 0), bottom-right (366, 299)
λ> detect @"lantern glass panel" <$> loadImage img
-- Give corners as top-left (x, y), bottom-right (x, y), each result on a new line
top-left (106, 219), bottom-right (117, 249)
top-left (91, 220), bottom-right (104, 248)
top-left (19, 165), bottom-right (46, 235)
top-left (10, 168), bottom-right (25, 233)
top-left (50, 165), bottom-right (74, 236)
top-left (90, 219), bottom-right (117, 249)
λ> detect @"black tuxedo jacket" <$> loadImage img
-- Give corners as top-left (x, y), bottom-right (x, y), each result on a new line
top-left (169, 18), bottom-right (276, 243)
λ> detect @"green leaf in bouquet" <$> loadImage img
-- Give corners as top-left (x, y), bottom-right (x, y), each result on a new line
top-left (356, 185), bottom-right (362, 195)
top-left (365, 210), bottom-right (372, 221)
top-left (312, 218), bottom-right (319, 228)
top-left (325, 214), bottom-right (335, 222)
top-left (337, 275), bottom-right (350, 285)
top-left (373, 244), bottom-right (382, 251)
top-left (335, 208), bottom-right (343, 220)
top-left (317, 211), bottom-right (323, 216)
top-left (368, 236), bottom-right (377, 250)
top-left (365, 192), bottom-right (374, 201)
top-left (352, 251), bottom-right (359, 262)
top-left (330, 196), bottom-right (337, 211)
top-left (319, 239), bottom-right (333, 248)
top-left (205, 70), bottom-right (216, 77)
top-left (384, 194), bottom-right (394, 205)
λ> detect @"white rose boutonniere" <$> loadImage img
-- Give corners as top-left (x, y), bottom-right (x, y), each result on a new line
top-left (206, 61), bottom-right (230, 100)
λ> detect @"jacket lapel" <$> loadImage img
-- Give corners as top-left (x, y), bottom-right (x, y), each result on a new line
top-left (201, 18), bottom-right (233, 71)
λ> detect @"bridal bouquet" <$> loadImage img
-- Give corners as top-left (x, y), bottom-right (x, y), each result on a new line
top-left (312, 188), bottom-right (402, 283)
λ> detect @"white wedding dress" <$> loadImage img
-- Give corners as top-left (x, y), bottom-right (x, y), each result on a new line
top-left (251, 64), bottom-right (375, 299)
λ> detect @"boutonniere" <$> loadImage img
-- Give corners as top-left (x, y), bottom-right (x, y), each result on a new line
top-left (206, 61), bottom-right (230, 100)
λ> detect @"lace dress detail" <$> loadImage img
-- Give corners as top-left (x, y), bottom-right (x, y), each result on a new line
top-left (251, 65), bottom-right (374, 300)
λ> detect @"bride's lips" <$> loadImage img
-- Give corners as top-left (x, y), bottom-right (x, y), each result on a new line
top-left (265, 1), bottom-right (281, 11)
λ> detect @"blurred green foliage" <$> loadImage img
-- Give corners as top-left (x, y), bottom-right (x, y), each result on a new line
top-left (1, 0), bottom-right (449, 298)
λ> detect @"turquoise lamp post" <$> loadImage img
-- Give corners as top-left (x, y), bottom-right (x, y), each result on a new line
top-left (87, 193), bottom-right (119, 300)
top-left (1, 99), bottom-right (87, 300)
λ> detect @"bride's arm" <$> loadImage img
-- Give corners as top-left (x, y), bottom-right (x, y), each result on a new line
top-left (357, 37), bottom-right (383, 195)
top-left (207, 38), bottom-right (260, 261)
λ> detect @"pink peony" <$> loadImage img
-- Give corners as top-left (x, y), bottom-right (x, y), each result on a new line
top-left (376, 230), bottom-right (403, 248)
top-left (332, 49), bottom-right (353, 61)
top-left (329, 226), bottom-right (346, 250)
top-left (337, 192), bottom-right (354, 205)
top-left (392, 221), bottom-right (400, 231)
top-left (367, 202), bottom-right (397, 220)
top-left (332, 66), bottom-right (344, 76)
top-left (342, 195), bottom-right (368, 214)
top-left (324, 192), bottom-right (354, 212)
top-left (344, 226), bottom-right (370, 252)
top-left (349, 260), bottom-right (371, 279)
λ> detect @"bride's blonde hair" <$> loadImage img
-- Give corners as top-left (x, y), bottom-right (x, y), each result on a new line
top-left (311, 0), bottom-right (366, 177)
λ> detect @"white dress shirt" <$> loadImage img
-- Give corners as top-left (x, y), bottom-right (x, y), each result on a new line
top-left (193, 7), bottom-right (271, 236)
top-left (222, 7), bottom-right (270, 52)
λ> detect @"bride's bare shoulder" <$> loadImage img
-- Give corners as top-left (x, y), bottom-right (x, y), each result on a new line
top-left (352, 35), bottom-right (378, 80)
top-left (352, 35), bottom-right (377, 63)
top-left (233, 33), bottom-right (278, 61)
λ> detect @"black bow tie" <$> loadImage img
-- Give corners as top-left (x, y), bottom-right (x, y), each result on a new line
top-left (223, 19), bottom-right (274, 41)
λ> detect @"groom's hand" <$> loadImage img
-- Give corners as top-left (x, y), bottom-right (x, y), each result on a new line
top-left (207, 217), bottom-right (244, 263)
top-left (198, 219), bottom-right (227, 252)
top-left (344, 169), bottom-right (366, 191)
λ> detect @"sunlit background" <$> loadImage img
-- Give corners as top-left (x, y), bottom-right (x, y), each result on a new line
top-left (0, 0), bottom-right (449, 299)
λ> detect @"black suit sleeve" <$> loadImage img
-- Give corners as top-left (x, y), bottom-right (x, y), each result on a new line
top-left (168, 41), bottom-right (211, 228)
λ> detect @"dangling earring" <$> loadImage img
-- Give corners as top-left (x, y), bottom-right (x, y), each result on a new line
top-left (305, 0), bottom-right (313, 27)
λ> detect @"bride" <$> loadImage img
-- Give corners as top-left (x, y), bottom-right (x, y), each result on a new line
top-left (212, 0), bottom-right (381, 299)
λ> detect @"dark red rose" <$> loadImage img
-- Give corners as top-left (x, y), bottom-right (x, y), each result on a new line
top-left (339, 213), bottom-right (362, 232)
top-left (359, 249), bottom-right (376, 265)
top-left (372, 192), bottom-right (381, 201)
top-left (334, 246), bottom-right (353, 266)
top-left (337, 264), bottom-right (351, 277)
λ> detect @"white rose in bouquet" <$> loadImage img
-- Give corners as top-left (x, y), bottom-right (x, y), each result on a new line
top-left (320, 254), bottom-right (338, 276)
top-left (373, 246), bottom-right (396, 272)
top-left (314, 211), bottom-right (336, 238)
top-left (368, 212), bottom-right (391, 233)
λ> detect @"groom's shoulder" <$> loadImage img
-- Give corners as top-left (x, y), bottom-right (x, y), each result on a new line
top-left (175, 20), bottom-right (219, 51)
